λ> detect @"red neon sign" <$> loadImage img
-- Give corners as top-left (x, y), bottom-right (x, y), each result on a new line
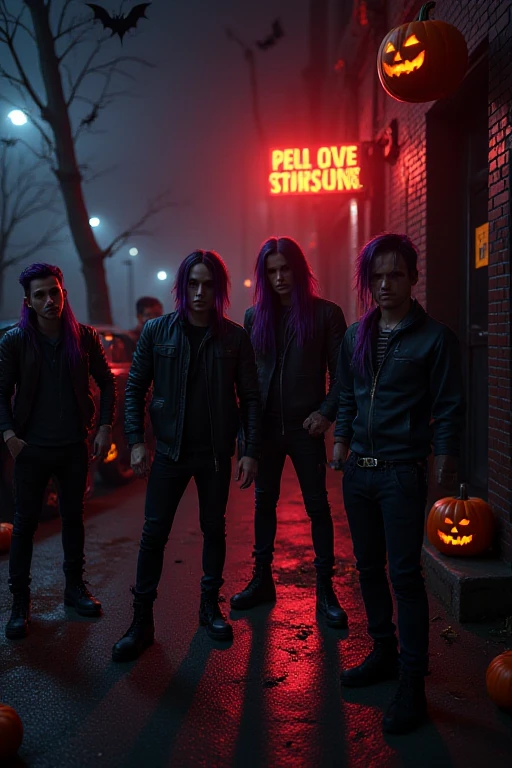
top-left (268, 144), bottom-right (363, 196)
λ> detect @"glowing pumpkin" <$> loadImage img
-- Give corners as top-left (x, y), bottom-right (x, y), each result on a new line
top-left (0, 704), bottom-right (23, 762)
top-left (486, 651), bottom-right (512, 709)
top-left (377, 2), bottom-right (468, 103)
top-left (0, 522), bottom-right (13, 554)
top-left (427, 484), bottom-right (495, 557)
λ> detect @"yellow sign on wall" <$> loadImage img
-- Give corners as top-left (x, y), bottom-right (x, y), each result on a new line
top-left (475, 223), bottom-right (489, 269)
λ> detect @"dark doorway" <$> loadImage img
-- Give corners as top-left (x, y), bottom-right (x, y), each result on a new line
top-left (426, 48), bottom-right (489, 498)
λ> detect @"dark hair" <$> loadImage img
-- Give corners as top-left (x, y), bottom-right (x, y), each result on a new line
top-left (251, 236), bottom-right (319, 355)
top-left (352, 233), bottom-right (419, 375)
top-left (136, 296), bottom-right (163, 315)
top-left (173, 250), bottom-right (230, 331)
top-left (18, 262), bottom-right (83, 364)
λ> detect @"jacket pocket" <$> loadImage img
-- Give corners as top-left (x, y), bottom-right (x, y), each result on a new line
top-left (154, 345), bottom-right (177, 358)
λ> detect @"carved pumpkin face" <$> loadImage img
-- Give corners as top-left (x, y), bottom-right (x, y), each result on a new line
top-left (427, 484), bottom-right (495, 557)
top-left (377, 2), bottom-right (468, 103)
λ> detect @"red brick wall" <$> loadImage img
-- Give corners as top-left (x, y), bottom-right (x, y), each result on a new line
top-left (351, 0), bottom-right (512, 557)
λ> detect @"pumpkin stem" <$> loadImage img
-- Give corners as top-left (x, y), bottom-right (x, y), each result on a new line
top-left (418, 2), bottom-right (436, 21)
top-left (458, 483), bottom-right (468, 500)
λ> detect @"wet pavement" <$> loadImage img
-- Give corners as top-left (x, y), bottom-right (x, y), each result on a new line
top-left (1, 456), bottom-right (512, 767)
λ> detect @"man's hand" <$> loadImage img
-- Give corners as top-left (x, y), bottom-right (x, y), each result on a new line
top-left (131, 442), bottom-right (149, 478)
top-left (93, 425), bottom-right (112, 460)
top-left (303, 411), bottom-right (331, 438)
top-left (235, 456), bottom-right (258, 489)
top-left (5, 435), bottom-right (27, 460)
top-left (330, 441), bottom-right (349, 471)
top-left (431, 454), bottom-right (459, 501)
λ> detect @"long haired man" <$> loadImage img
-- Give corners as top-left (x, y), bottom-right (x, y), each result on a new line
top-left (113, 250), bottom-right (261, 661)
top-left (334, 233), bottom-right (464, 733)
top-left (230, 236), bottom-right (348, 628)
top-left (0, 263), bottom-right (116, 639)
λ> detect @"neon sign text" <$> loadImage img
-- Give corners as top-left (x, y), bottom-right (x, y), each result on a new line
top-left (269, 145), bottom-right (363, 195)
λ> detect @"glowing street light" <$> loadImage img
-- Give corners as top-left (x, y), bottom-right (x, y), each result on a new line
top-left (157, 271), bottom-right (167, 281)
top-left (89, 217), bottom-right (100, 228)
top-left (7, 109), bottom-right (27, 126)
top-left (243, 279), bottom-right (252, 288)
top-left (129, 247), bottom-right (138, 256)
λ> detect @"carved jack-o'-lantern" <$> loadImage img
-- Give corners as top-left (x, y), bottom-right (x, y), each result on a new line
top-left (377, 2), bottom-right (468, 103)
top-left (427, 484), bottom-right (495, 557)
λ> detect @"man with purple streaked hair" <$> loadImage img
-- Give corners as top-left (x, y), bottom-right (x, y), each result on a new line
top-left (230, 236), bottom-right (348, 629)
top-left (334, 233), bottom-right (464, 734)
top-left (113, 250), bottom-right (261, 661)
top-left (0, 263), bottom-right (116, 640)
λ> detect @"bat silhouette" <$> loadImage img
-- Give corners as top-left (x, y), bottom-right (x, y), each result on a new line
top-left (86, 3), bottom-right (151, 43)
top-left (256, 18), bottom-right (284, 51)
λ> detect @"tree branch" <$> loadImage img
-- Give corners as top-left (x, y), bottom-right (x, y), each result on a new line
top-left (103, 193), bottom-right (183, 258)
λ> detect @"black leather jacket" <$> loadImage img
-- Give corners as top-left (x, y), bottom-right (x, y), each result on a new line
top-left (244, 297), bottom-right (347, 426)
top-left (0, 324), bottom-right (116, 435)
top-left (124, 313), bottom-right (262, 462)
top-left (334, 301), bottom-right (465, 459)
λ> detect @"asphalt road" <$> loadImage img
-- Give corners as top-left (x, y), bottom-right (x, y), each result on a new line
top-left (1, 457), bottom-right (512, 768)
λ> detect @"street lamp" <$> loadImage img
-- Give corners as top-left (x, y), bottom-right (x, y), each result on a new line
top-left (129, 247), bottom-right (138, 257)
top-left (7, 109), bottom-right (27, 126)
top-left (89, 216), bottom-right (100, 228)
top-left (157, 271), bottom-right (167, 281)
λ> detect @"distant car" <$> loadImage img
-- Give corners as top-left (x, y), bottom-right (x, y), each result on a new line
top-left (0, 321), bottom-right (137, 522)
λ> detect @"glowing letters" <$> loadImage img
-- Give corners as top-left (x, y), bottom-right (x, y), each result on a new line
top-left (269, 145), bottom-right (363, 196)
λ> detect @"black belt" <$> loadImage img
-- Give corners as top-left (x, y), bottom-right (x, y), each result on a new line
top-left (354, 455), bottom-right (426, 469)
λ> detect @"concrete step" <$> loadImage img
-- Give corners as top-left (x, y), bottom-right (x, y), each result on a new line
top-left (422, 541), bottom-right (512, 622)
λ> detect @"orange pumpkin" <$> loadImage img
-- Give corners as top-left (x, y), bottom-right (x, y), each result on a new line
top-left (0, 522), bottom-right (13, 554)
top-left (427, 484), bottom-right (495, 557)
top-left (377, 2), bottom-right (468, 103)
top-left (0, 703), bottom-right (23, 762)
top-left (486, 651), bottom-right (512, 709)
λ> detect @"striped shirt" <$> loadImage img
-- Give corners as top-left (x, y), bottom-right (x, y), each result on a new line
top-left (376, 327), bottom-right (392, 369)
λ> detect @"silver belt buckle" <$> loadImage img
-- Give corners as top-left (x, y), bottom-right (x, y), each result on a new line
top-left (357, 457), bottom-right (378, 468)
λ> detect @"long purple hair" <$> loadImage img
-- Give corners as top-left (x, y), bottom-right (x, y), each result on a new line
top-left (18, 262), bottom-right (83, 365)
top-left (251, 236), bottom-right (319, 355)
top-left (173, 250), bottom-right (230, 332)
top-left (352, 233), bottom-right (419, 376)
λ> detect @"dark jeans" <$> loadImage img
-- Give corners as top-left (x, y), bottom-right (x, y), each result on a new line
top-left (253, 422), bottom-right (335, 576)
top-left (9, 441), bottom-right (89, 594)
top-left (135, 451), bottom-right (232, 601)
top-left (342, 454), bottom-right (429, 675)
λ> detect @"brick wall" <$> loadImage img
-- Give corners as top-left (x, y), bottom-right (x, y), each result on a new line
top-left (341, 0), bottom-right (512, 558)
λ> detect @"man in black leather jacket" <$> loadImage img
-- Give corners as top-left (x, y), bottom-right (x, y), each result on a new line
top-left (0, 263), bottom-right (115, 639)
top-left (112, 250), bottom-right (261, 661)
top-left (230, 236), bottom-right (348, 628)
top-left (333, 233), bottom-right (465, 735)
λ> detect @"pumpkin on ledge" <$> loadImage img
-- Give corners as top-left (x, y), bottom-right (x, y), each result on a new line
top-left (427, 483), bottom-right (495, 557)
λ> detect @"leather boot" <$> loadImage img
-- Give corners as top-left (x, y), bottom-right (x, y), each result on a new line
top-left (316, 575), bottom-right (348, 628)
top-left (230, 564), bottom-right (276, 610)
top-left (64, 579), bottom-right (102, 617)
top-left (112, 599), bottom-right (155, 662)
top-left (340, 639), bottom-right (399, 687)
top-left (200, 592), bottom-right (233, 641)
top-left (5, 592), bottom-right (31, 640)
top-left (382, 668), bottom-right (427, 734)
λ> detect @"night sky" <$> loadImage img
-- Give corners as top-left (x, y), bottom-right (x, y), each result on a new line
top-left (1, 0), bottom-right (311, 327)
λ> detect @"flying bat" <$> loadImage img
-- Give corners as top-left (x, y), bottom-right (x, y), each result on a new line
top-left (86, 3), bottom-right (151, 43)
top-left (256, 19), bottom-right (284, 51)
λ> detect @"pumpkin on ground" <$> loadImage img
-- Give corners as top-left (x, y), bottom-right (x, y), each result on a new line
top-left (427, 483), bottom-right (495, 557)
top-left (486, 651), bottom-right (512, 709)
top-left (377, 2), bottom-right (468, 103)
top-left (0, 522), bottom-right (13, 554)
top-left (0, 703), bottom-right (23, 762)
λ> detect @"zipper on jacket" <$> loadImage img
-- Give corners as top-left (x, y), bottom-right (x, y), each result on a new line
top-left (367, 329), bottom-right (402, 456)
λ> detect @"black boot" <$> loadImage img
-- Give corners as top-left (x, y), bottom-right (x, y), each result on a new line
top-left (64, 579), bottom-right (102, 617)
top-left (112, 599), bottom-right (155, 662)
top-left (340, 639), bottom-right (399, 687)
top-left (5, 592), bottom-right (31, 640)
top-left (200, 592), bottom-right (233, 641)
top-left (316, 575), bottom-right (348, 629)
top-left (382, 669), bottom-right (427, 734)
top-left (230, 564), bottom-right (276, 610)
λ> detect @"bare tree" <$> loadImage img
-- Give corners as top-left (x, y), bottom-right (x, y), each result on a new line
top-left (0, 138), bottom-right (65, 306)
top-left (0, 0), bottom-right (174, 323)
